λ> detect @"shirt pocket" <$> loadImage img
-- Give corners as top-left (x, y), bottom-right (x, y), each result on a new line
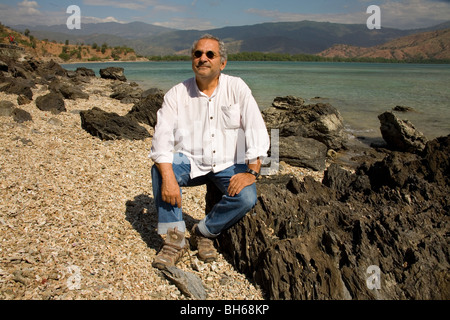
top-left (221, 104), bottom-right (241, 129)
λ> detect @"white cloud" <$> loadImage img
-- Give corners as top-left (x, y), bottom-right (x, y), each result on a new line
top-left (82, 16), bottom-right (126, 24)
top-left (0, 1), bottom-right (58, 26)
top-left (18, 0), bottom-right (42, 16)
top-left (154, 17), bottom-right (216, 30)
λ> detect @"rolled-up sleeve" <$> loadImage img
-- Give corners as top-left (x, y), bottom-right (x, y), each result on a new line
top-left (149, 91), bottom-right (177, 164)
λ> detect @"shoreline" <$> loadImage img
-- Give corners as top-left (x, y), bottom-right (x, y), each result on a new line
top-left (61, 60), bottom-right (450, 141)
top-left (60, 58), bottom-right (149, 65)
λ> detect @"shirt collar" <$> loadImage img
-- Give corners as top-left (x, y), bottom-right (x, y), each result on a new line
top-left (194, 73), bottom-right (223, 99)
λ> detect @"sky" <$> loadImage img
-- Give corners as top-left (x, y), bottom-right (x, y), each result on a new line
top-left (0, 0), bottom-right (449, 30)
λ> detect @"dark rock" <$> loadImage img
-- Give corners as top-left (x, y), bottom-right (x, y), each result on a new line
top-left (37, 59), bottom-right (67, 81)
top-left (0, 100), bottom-right (14, 116)
top-left (141, 87), bottom-right (164, 99)
top-left (12, 108), bottom-right (32, 123)
top-left (0, 78), bottom-right (34, 100)
top-left (272, 95), bottom-right (305, 109)
top-left (110, 82), bottom-right (142, 104)
top-left (378, 111), bottom-right (428, 153)
top-left (100, 67), bottom-right (127, 82)
top-left (0, 60), bottom-right (8, 72)
top-left (80, 107), bottom-right (150, 141)
top-left (75, 67), bottom-right (96, 77)
top-left (17, 95), bottom-right (31, 105)
top-left (126, 92), bottom-right (164, 127)
top-left (322, 162), bottom-right (355, 194)
top-left (48, 79), bottom-right (89, 100)
top-left (393, 105), bottom-right (415, 112)
top-left (35, 93), bottom-right (66, 114)
top-left (279, 135), bottom-right (327, 171)
top-left (161, 266), bottom-right (207, 300)
top-left (263, 97), bottom-right (348, 151)
top-left (210, 135), bottom-right (450, 300)
top-left (422, 135), bottom-right (450, 186)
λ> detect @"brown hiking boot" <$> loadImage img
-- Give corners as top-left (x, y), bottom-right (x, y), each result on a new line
top-left (152, 227), bottom-right (188, 270)
top-left (190, 224), bottom-right (218, 263)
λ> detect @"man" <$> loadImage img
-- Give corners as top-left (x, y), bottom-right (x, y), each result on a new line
top-left (150, 34), bottom-right (270, 270)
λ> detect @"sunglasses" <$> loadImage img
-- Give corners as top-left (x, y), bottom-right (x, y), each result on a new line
top-left (193, 50), bottom-right (218, 59)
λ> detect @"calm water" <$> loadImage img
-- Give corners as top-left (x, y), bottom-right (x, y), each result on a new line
top-left (64, 61), bottom-right (450, 140)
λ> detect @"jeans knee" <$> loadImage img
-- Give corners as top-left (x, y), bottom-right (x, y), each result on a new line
top-left (239, 186), bottom-right (257, 212)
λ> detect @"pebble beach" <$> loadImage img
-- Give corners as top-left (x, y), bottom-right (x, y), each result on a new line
top-left (0, 75), bottom-right (323, 300)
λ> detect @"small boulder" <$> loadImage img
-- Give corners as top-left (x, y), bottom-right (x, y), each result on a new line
top-left (12, 108), bottom-right (32, 123)
top-left (100, 67), bottom-right (127, 82)
top-left (0, 78), bottom-right (34, 100)
top-left (49, 80), bottom-right (89, 100)
top-left (75, 67), bottom-right (96, 77)
top-left (110, 82), bottom-right (142, 104)
top-left (17, 95), bottom-right (31, 105)
top-left (35, 93), bottom-right (66, 114)
top-left (378, 111), bottom-right (428, 153)
top-left (126, 92), bottom-right (164, 127)
top-left (0, 101), bottom-right (14, 116)
top-left (80, 107), bottom-right (150, 141)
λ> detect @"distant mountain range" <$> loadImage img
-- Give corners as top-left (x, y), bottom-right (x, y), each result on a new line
top-left (12, 20), bottom-right (450, 57)
top-left (318, 28), bottom-right (450, 60)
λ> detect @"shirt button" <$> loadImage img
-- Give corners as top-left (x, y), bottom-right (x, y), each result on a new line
top-left (210, 116), bottom-right (213, 120)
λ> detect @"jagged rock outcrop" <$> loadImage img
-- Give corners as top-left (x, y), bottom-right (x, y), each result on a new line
top-left (209, 135), bottom-right (450, 300)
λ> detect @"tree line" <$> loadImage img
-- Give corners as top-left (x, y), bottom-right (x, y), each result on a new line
top-left (147, 51), bottom-right (450, 64)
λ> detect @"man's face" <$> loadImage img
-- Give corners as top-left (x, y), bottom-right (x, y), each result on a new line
top-left (192, 39), bottom-right (227, 81)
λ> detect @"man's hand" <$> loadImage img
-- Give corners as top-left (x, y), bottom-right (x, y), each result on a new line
top-left (228, 173), bottom-right (256, 197)
top-left (156, 163), bottom-right (182, 208)
top-left (228, 158), bottom-right (262, 197)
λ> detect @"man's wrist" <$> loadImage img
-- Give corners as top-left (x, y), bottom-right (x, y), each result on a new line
top-left (246, 168), bottom-right (261, 179)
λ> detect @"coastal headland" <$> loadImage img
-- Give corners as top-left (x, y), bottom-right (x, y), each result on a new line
top-left (0, 48), bottom-right (448, 300)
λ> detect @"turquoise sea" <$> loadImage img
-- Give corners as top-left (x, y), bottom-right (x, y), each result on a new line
top-left (64, 61), bottom-right (450, 140)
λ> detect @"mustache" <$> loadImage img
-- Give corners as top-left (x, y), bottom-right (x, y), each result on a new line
top-left (196, 61), bottom-right (210, 67)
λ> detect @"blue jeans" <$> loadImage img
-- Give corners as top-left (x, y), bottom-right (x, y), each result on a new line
top-left (152, 153), bottom-right (257, 237)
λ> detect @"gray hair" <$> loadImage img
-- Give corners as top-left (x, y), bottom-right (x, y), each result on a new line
top-left (191, 34), bottom-right (228, 63)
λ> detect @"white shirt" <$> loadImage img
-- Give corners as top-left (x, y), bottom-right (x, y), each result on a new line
top-left (150, 73), bottom-right (270, 179)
